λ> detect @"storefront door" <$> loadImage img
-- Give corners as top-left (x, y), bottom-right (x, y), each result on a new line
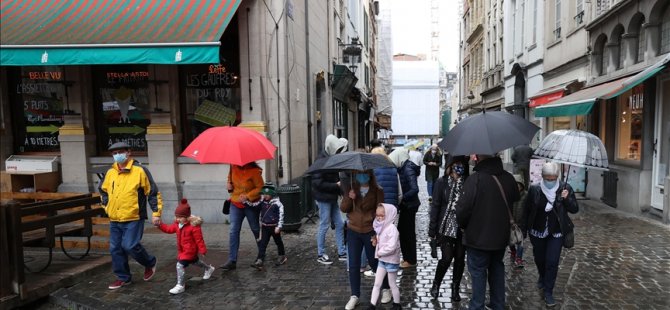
top-left (652, 78), bottom-right (670, 210)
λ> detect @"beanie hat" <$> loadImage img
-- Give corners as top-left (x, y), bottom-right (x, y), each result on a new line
top-left (261, 182), bottom-right (276, 196)
top-left (175, 198), bottom-right (191, 217)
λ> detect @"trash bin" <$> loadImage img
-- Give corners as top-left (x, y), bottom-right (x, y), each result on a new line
top-left (277, 184), bottom-right (302, 231)
top-left (301, 175), bottom-right (314, 218)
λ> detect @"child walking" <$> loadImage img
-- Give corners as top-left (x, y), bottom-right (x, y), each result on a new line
top-left (510, 174), bottom-right (528, 268)
top-left (247, 182), bottom-right (287, 269)
top-left (157, 199), bottom-right (215, 294)
top-left (368, 203), bottom-right (402, 310)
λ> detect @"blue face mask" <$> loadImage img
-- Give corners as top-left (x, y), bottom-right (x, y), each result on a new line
top-left (543, 180), bottom-right (557, 188)
top-left (452, 165), bottom-right (465, 176)
top-left (113, 152), bottom-right (127, 163)
top-left (355, 173), bottom-right (370, 184)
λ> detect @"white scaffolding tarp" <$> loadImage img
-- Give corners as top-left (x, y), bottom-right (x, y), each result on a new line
top-left (391, 61), bottom-right (440, 136)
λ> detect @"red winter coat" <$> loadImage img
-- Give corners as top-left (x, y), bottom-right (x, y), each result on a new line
top-left (158, 216), bottom-right (207, 261)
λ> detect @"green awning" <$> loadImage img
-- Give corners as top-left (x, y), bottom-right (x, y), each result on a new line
top-left (535, 54), bottom-right (670, 117)
top-left (534, 99), bottom-right (596, 117)
top-left (0, 0), bottom-right (241, 65)
top-left (332, 65), bottom-right (358, 102)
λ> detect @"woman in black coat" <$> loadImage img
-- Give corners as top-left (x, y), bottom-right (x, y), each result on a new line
top-left (428, 155), bottom-right (468, 301)
top-left (522, 162), bottom-right (578, 307)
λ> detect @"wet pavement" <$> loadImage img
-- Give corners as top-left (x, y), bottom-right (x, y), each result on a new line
top-left (42, 171), bottom-right (670, 309)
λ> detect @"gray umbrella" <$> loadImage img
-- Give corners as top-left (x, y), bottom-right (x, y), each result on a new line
top-left (305, 152), bottom-right (395, 174)
top-left (438, 111), bottom-right (541, 156)
top-left (534, 129), bottom-right (608, 170)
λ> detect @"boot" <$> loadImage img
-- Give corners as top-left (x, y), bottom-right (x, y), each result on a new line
top-left (450, 281), bottom-right (461, 302)
top-left (431, 260), bottom-right (449, 299)
top-left (391, 303), bottom-right (402, 310)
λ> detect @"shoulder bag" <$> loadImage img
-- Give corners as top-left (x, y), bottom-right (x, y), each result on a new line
top-left (552, 195), bottom-right (575, 248)
top-left (491, 175), bottom-right (524, 247)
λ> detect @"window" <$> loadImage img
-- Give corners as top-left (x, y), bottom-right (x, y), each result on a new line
top-left (521, 0), bottom-right (525, 48)
top-left (532, 0), bottom-right (537, 43)
top-left (555, 0), bottom-right (562, 40)
top-left (575, 0), bottom-right (585, 25)
top-left (594, 35), bottom-right (608, 76)
top-left (364, 11), bottom-right (369, 48)
top-left (365, 64), bottom-right (369, 89)
top-left (618, 33), bottom-right (625, 69)
top-left (662, 7), bottom-right (670, 54)
top-left (334, 100), bottom-right (348, 138)
top-left (616, 86), bottom-right (644, 162)
top-left (8, 66), bottom-right (65, 153)
top-left (638, 25), bottom-right (646, 63)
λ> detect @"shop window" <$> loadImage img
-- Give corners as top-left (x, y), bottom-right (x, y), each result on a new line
top-left (8, 66), bottom-right (66, 153)
top-left (615, 86), bottom-right (644, 162)
top-left (180, 13), bottom-right (240, 150)
top-left (549, 116), bottom-right (571, 131)
top-left (92, 65), bottom-right (152, 154)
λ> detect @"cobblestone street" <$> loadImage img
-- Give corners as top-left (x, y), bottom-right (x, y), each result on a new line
top-left (45, 175), bottom-right (670, 310)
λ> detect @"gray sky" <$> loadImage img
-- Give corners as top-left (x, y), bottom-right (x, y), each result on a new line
top-left (391, 0), bottom-right (460, 72)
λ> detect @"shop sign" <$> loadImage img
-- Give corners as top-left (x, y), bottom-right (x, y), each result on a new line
top-left (529, 90), bottom-right (564, 107)
top-left (628, 85), bottom-right (644, 111)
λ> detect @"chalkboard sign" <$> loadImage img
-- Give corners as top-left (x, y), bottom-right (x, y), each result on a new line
top-left (9, 67), bottom-right (65, 153)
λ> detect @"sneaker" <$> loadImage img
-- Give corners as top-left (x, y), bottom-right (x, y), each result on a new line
top-left (338, 253), bottom-right (348, 261)
top-left (144, 261), bottom-right (157, 281)
top-left (251, 259), bottom-right (264, 269)
top-left (221, 260), bottom-right (237, 270)
top-left (317, 255), bottom-right (333, 265)
top-left (203, 265), bottom-right (215, 280)
top-left (381, 289), bottom-right (392, 304)
top-left (545, 294), bottom-right (557, 307)
top-left (108, 279), bottom-right (131, 290)
top-left (276, 255), bottom-right (288, 266)
top-left (169, 284), bottom-right (185, 295)
top-left (360, 267), bottom-right (366, 273)
top-left (345, 295), bottom-right (360, 310)
top-left (363, 270), bottom-right (375, 278)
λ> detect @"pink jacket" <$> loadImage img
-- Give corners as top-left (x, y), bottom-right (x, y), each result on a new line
top-left (375, 203), bottom-right (401, 264)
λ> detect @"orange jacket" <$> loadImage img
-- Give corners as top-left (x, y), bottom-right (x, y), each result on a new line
top-left (227, 165), bottom-right (264, 205)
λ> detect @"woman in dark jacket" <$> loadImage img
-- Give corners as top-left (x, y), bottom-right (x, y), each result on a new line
top-left (371, 147), bottom-right (400, 206)
top-left (428, 155), bottom-right (468, 301)
top-left (523, 162), bottom-right (578, 307)
top-left (389, 148), bottom-right (420, 268)
top-left (423, 144), bottom-right (443, 201)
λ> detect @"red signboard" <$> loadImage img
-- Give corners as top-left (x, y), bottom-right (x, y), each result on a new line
top-left (529, 90), bottom-right (565, 107)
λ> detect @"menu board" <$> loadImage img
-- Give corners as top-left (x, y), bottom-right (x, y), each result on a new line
top-left (93, 66), bottom-right (151, 153)
top-left (9, 67), bottom-right (65, 153)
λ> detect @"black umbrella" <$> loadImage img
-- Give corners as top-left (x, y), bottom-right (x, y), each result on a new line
top-left (305, 152), bottom-right (395, 174)
top-left (438, 111), bottom-right (540, 156)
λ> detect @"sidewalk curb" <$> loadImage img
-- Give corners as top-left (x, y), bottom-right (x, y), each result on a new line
top-left (579, 199), bottom-right (670, 230)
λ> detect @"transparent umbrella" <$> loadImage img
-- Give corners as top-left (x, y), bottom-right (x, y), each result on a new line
top-left (534, 129), bottom-right (608, 181)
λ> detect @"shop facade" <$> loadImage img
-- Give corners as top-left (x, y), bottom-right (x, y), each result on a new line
top-left (534, 0), bottom-right (670, 216)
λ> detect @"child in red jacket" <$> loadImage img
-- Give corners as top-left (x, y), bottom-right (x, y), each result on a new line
top-left (157, 199), bottom-right (215, 294)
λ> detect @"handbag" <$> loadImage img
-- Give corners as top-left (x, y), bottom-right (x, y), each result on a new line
top-left (491, 175), bottom-right (524, 247)
top-left (222, 199), bottom-right (231, 215)
top-left (553, 204), bottom-right (575, 249)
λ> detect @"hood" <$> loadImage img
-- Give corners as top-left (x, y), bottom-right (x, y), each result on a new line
top-left (445, 154), bottom-right (468, 168)
top-left (324, 135), bottom-right (348, 156)
top-left (473, 157), bottom-right (505, 175)
top-left (380, 203), bottom-right (397, 229)
top-left (388, 148), bottom-right (409, 168)
top-left (189, 215), bottom-right (203, 226)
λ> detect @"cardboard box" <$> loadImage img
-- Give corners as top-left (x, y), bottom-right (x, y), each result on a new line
top-left (5, 155), bottom-right (59, 172)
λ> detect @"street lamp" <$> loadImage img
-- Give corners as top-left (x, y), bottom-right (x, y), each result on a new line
top-left (341, 37), bottom-right (363, 74)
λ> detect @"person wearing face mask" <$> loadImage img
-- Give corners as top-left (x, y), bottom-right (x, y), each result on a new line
top-left (522, 162), bottom-right (578, 307)
top-left (99, 142), bottom-right (163, 290)
top-left (340, 170), bottom-right (384, 310)
top-left (389, 148), bottom-right (421, 269)
top-left (428, 154), bottom-right (468, 301)
top-left (423, 144), bottom-right (443, 202)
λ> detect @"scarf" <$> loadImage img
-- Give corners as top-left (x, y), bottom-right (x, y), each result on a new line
top-left (540, 179), bottom-right (559, 212)
top-left (445, 176), bottom-right (463, 213)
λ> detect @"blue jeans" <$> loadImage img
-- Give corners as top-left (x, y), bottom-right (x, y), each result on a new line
top-left (109, 220), bottom-right (156, 282)
top-left (467, 247), bottom-right (506, 310)
top-left (427, 181), bottom-right (435, 198)
top-left (228, 205), bottom-right (260, 262)
top-left (530, 235), bottom-right (563, 295)
top-left (316, 200), bottom-right (346, 257)
top-left (347, 229), bottom-right (377, 297)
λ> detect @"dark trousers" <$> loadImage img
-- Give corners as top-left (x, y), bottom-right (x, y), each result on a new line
top-left (466, 247), bottom-right (506, 310)
top-left (109, 220), bottom-right (156, 282)
top-left (530, 235), bottom-right (563, 296)
top-left (398, 206), bottom-right (418, 264)
top-left (433, 235), bottom-right (466, 289)
top-left (347, 229), bottom-right (381, 297)
top-left (257, 225), bottom-right (285, 260)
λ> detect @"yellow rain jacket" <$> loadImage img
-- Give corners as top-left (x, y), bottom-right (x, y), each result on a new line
top-left (99, 159), bottom-right (163, 222)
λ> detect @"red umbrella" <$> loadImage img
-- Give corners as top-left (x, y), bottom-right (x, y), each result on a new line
top-left (181, 126), bottom-right (276, 165)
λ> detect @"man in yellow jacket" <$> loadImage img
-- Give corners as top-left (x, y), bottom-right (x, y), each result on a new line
top-left (99, 142), bottom-right (163, 290)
